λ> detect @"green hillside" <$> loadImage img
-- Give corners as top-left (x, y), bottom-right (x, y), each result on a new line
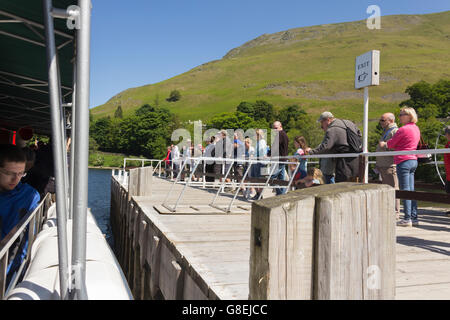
top-left (91, 11), bottom-right (450, 124)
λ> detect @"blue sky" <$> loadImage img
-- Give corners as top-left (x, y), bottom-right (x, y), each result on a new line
top-left (89, 0), bottom-right (450, 108)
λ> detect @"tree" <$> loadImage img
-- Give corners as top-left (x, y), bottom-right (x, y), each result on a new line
top-left (114, 105), bottom-right (123, 118)
top-left (433, 79), bottom-right (450, 117)
top-left (207, 111), bottom-right (254, 131)
top-left (135, 104), bottom-right (155, 116)
top-left (90, 117), bottom-right (113, 151)
top-left (401, 79), bottom-right (450, 118)
top-left (116, 105), bottom-right (176, 159)
top-left (89, 136), bottom-right (99, 152)
top-left (277, 104), bottom-right (307, 131)
top-left (253, 100), bottom-right (275, 123)
top-left (167, 90), bottom-right (181, 102)
top-left (236, 101), bottom-right (254, 115)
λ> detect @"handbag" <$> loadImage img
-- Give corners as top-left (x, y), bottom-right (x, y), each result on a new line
top-left (417, 136), bottom-right (432, 164)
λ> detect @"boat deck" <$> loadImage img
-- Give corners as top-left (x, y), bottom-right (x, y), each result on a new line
top-left (126, 176), bottom-right (450, 299)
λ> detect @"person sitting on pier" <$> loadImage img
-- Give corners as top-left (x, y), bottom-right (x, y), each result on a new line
top-left (0, 144), bottom-right (40, 286)
top-left (294, 167), bottom-right (324, 189)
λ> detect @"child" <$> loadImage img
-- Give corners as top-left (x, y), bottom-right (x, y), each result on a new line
top-left (288, 158), bottom-right (301, 189)
top-left (295, 167), bottom-right (324, 188)
top-left (293, 136), bottom-right (308, 179)
top-left (444, 126), bottom-right (450, 217)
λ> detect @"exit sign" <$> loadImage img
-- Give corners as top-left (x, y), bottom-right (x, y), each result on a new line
top-left (355, 50), bottom-right (380, 89)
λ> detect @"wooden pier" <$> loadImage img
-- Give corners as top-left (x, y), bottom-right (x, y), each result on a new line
top-left (110, 168), bottom-right (450, 300)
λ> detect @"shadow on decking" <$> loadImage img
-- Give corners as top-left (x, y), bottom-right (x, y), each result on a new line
top-left (397, 236), bottom-right (450, 257)
top-left (397, 208), bottom-right (450, 256)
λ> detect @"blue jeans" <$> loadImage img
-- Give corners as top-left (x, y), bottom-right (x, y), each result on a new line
top-left (271, 164), bottom-right (287, 195)
top-left (397, 159), bottom-right (418, 221)
top-left (324, 174), bottom-right (335, 184)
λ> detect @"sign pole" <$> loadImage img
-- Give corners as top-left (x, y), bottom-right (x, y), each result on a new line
top-left (363, 86), bottom-right (369, 183)
top-left (355, 50), bottom-right (379, 184)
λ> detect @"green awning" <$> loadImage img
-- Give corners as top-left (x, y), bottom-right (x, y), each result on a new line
top-left (0, 0), bottom-right (76, 135)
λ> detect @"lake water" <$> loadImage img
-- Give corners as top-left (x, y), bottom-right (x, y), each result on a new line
top-left (88, 168), bottom-right (113, 246)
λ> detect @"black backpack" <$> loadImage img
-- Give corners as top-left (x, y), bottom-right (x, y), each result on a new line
top-left (339, 119), bottom-right (363, 153)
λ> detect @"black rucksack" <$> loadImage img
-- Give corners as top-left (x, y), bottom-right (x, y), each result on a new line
top-left (340, 119), bottom-right (363, 153)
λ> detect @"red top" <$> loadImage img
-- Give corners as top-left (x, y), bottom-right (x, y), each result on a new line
top-left (164, 150), bottom-right (171, 164)
top-left (386, 122), bottom-right (421, 165)
top-left (445, 142), bottom-right (450, 181)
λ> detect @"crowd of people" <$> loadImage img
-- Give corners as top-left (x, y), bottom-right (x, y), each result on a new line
top-left (1, 105), bottom-right (448, 279)
top-left (162, 106), bottom-right (450, 227)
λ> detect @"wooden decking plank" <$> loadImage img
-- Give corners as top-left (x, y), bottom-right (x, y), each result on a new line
top-left (210, 283), bottom-right (249, 300)
top-left (193, 261), bottom-right (250, 286)
top-left (396, 260), bottom-right (450, 288)
top-left (166, 232), bottom-right (250, 244)
top-left (180, 249), bottom-right (250, 264)
top-left (396, 283), bottom-right (450, 300)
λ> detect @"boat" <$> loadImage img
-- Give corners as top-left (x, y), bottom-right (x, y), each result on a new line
top-left (0, 0), bottom-right (132, 300)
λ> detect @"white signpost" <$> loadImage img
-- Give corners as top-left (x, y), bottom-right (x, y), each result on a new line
top-left (355, 50), bottom-right (380, 183)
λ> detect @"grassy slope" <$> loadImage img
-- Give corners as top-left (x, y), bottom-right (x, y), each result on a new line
top-left (91, 11), bottom-right (450, 130)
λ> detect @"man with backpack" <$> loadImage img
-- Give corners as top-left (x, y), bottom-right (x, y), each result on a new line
top-left (305, 111), bottom-right (362, 182)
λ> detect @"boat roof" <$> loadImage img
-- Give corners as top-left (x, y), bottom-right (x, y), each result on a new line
top-left (0, 0), bottom-right (76, 135)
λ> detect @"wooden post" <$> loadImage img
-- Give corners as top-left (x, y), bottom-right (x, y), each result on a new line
top-left (138, 220), bottom-right (148, 300)
top-left (128, 168), bottom-right (139, 200)
top-left (249, 183), bottom-right (396, 300)
top-left (137, 166), bottom-right (153, 196)
top-left (358, 154), bottom-right (367, 183)
top-left (313, 183), bottom-right (396, 299)
top-left (150, 235), bottom-right (162, 299)
top-left (249, 193), bottom-right (316, 299)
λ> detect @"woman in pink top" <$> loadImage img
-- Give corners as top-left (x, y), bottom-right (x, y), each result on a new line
top-left (379, 107), bottom-right (420, 227)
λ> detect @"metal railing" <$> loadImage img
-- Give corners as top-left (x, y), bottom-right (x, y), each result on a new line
top-left (112, 148), bottom-right (450, 213)
top-left (123, 158), bottom-right (163, 177)
top-left (0, 193), bottom-right (52, 299)
top-left (160, 156), bottom-right (298, 213)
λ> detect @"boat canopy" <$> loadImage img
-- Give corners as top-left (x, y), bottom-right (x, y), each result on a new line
top-left (1, 0), bottom-right (93, 300)
top-left (0, 0), bottom-right (75, 135)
